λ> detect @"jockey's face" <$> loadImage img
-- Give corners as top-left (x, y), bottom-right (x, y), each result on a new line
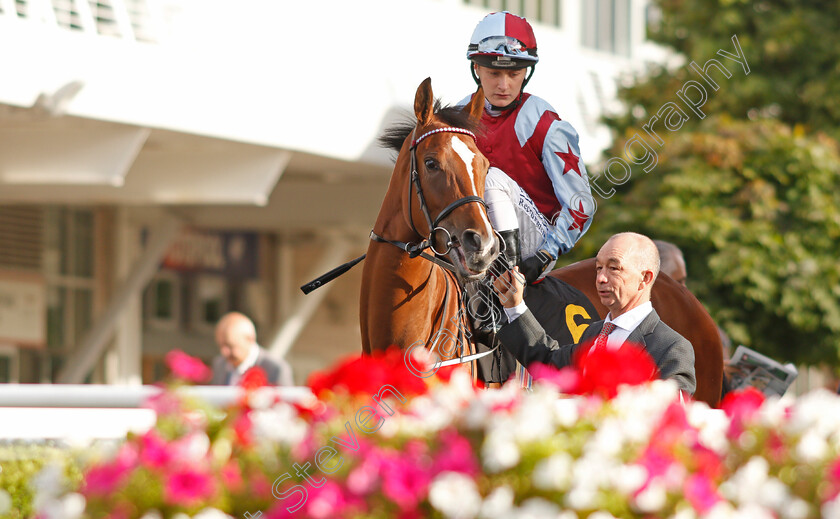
top-left (594, 235), bottom-right (655, 318)
top-left (474, 65), bottom-right (527, 107)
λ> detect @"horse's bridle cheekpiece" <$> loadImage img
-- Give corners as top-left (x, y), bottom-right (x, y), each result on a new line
top-left (371, 126), bottom-right (487, 266)
top-left (302, 126), bottom-right (487, 292)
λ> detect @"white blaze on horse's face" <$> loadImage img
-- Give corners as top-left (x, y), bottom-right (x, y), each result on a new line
top-left (450, 135), bottom-right (493, 237)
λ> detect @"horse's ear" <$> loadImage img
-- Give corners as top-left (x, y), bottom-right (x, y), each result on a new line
top-left (463, 86), bottom-right (484, 122)
top-left (414, 77), bottom-right (434, 127)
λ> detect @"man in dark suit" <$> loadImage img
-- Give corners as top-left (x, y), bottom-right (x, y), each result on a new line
top-left (493, 232), bottom-right (696, 396)
top-left (210, 312), bottom-right (293, 386)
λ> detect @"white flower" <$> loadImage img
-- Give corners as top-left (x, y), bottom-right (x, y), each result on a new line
top-left (585, 417), bottom-right (626, 458)
top-left (633, 481), bottom-right (666, 513)
top-left (251, 402), bottom-right (307, 445)
top-left (408, 394), bottom-right (457, 433)
top-left (756, 477), bottom-right (790, 510)
top-left (479, 486), bottom-right (514, 519)
top-left (688, 405), bottom-right (730, 455)
top-left (0, 489), bottom-right (11, 515)
top-left (192, 508), bottom-right (235, 519)
top-left (37, 493), bottom-right (85, 519)
top-left (589, 512), bottom-right (619, 519)
top-left (610, 464), bottom-right (647, 496)
top-left (511, 387), bottom-right (557, 442)
top-left (668, 507), bottom-right (696, 519)
top-left (138, 511), bottom-right (163, 519)
top-left (32, 463), bottom-right (67, 510)
top-left (787, 389), bottom-right (840, 437)
top-left (482, 429), bottom-right (520, 473)
top-left (795, 430), bottom-right (828, 463)
top-left (703, 501), bottom-right (737, 519)
top-left (513, 498), bottom-right (561, 519)
top-left (429, 471), bottom-right (481, 519)
top-left (719, 456), bottom-right (769, 504)
top-left (532, 452), bottom-right (573, 490)
top-left (247, 387), bottom-right (276, 410)
top-left (553, 398), bottom-right (579, 427)
top-left (781, 497), bottom-right (811, 519)
top-left (822, 494), bottom-right (840, 519)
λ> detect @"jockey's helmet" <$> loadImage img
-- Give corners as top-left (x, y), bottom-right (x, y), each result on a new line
top-left (467, 11), bottom-right (538, 83)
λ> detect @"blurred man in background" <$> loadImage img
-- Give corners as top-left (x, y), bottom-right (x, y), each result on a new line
top-left (210, 312), bottom-right (293, 386)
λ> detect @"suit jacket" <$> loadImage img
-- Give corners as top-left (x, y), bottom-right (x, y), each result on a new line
top-left (497, 308), bottom-right (696, 395)
top-left (210, 347), bottom-right (293, 386)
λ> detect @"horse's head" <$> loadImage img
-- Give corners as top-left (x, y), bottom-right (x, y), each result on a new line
top-left (401, 78), bottom-right (499, 280)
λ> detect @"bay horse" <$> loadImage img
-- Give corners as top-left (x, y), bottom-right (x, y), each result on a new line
top-left (361, 78), bottom-right (723, 407)
top-left (360, 78), bottom-right (498, 361)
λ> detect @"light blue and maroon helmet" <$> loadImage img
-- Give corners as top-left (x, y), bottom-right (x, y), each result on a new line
top-left (467, 11), bottom-right (538, 85)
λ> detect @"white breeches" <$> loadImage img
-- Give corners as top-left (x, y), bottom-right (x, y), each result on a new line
top-left (484, 167), bottom-right (551, 260)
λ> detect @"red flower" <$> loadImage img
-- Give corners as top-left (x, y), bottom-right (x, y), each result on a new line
top-left (570, 340), bottom-right (658, 399)
top-left (307, 346), bottom-right (427, 399)
top-left (720, 387), bottom-right (765, 437)
top-left (165, 349), bottom-right (211, 383)
top-left (240, 366), bottom-right (270, 390)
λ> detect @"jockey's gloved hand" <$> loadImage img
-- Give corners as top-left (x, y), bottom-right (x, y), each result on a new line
top-left (520, 250), bottom-right (554, 284)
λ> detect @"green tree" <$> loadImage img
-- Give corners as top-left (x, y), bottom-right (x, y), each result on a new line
top-left (569, 0), bottom-right (840, 365)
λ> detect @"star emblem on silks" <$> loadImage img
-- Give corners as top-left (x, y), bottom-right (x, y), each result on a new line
top-left (567, 201), bottom-right (589, 232)
top-left (555, 145), bottom-right (582, 176)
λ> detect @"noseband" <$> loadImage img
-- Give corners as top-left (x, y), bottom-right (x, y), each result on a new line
top-left (371, 126), bottom-right (487, 260)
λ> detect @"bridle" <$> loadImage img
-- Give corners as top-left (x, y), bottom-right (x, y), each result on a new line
top-left (370, 126), bottom-right (488, 263)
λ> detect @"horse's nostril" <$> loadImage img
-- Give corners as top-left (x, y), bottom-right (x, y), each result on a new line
top-left (461, 230), bottom-right (479, 251)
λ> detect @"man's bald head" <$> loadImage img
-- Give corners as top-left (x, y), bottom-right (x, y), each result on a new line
top-left (595, 232), bottom-right (660, 316)
top-left (654, 239), bottom-right (687, 286)
top-left (605, 232), bottom-right (660, 281)
top-left (215, 312), bottom-right (257, 368)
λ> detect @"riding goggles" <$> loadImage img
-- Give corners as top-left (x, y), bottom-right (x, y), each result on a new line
top-left (469, 36), bottom-right (537, 59)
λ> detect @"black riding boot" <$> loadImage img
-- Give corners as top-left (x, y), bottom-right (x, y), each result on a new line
top-left (497, 229), bottom-right (521, 272)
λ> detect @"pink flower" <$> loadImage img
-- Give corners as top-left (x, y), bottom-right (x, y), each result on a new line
top-left (684, 473), bottom-right (722, 513)
top-left (382, 462), bottom-right (430, 510)
top-left (528, 363), bottom-right (580, 393)
top-left (432, 429), bottom-right (478, 476)
top-left (142, 390), bottom-right (182, 416)
top-left (165, 349), bottom-right (212, 383)
top-left (305, 481), bottom-right (365, 519)
top-left (139, 430), bottom-right (171, 469)
top-left (220, 461), bottom-right (243, 492)
top-left (164, 468), bottom-right (216, 506)
top-left (233, 411), bottom-right (253, 446)
top-left (82, 444), bottom-right (138, 495)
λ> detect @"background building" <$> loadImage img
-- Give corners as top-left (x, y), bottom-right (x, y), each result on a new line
top-left (0, 0), bottom-right (661, 385)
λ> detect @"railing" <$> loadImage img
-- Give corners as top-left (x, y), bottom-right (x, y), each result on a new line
top-left (0, 384), bottom-right (313, 440)
top-left (0, 0), bottom-right (162, 42)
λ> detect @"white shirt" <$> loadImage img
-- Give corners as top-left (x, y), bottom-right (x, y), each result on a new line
top-left (601, 301), bottom-right (653, 350)
top-left (228, 342), bottom-right (260, 386)
top-left (504, 300), bottom-right (654, 349)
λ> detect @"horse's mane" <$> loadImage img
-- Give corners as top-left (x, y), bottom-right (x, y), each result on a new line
top-left (378, 100), bottom-right (482, 156)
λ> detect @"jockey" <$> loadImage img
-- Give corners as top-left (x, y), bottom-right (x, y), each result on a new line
top-left (461, 12), bottom-right (594, 284)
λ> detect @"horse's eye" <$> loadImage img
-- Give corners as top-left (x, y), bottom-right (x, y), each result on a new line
top-left (424, 158), bottom-right (440, 171)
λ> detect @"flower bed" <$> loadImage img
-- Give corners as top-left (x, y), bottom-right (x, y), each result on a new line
top-left (16, 347), bottom-right (840, 519)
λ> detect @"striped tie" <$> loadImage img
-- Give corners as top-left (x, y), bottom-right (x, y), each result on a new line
top-left (594, 322), bottom-right (617, 351)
